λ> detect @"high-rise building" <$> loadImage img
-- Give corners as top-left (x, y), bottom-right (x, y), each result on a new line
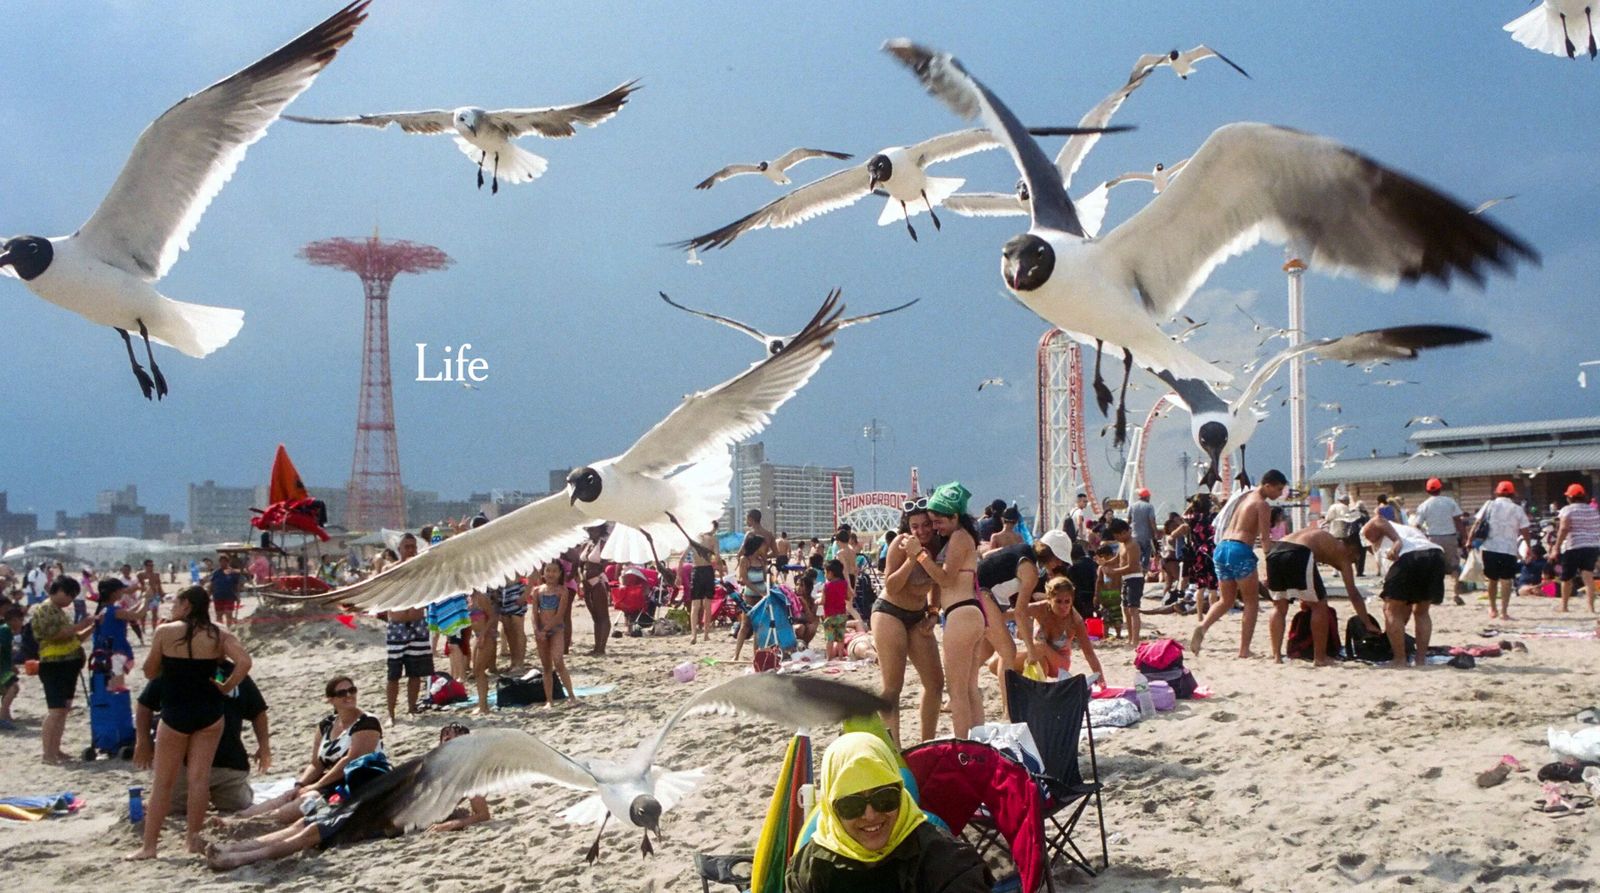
top-left (0, 492), bottom-right (39, 549)
top-left (187, 481), bottom-right (258, 540)
top-left (732, 442), bottom-right (853, 538)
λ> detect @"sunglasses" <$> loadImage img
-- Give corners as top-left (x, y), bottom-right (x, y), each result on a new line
top-left (331, 686), bottom-right (358, 698)
top-left (901, 497), bottom-right (929, 512)
top-left (833, 783), bottom-right (902, 820)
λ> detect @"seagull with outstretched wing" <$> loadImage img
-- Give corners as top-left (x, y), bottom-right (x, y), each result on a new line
top-left (658, 289), bottom-right (916, 357)
top-left (0, 2), bottom-right (370, 400)
top-left (1131, 45), bottom-right (1252, 80)
top-left (977, 377), bottom-right (1007, 391)
top-left (1405, 415), bottom-right (1448, 428)
top-left (284, 80), bottom-right (640, 193)
top-left (694, 147), bottom-right (853, 190)
top-left (275, 293), bottom-right (843, 610)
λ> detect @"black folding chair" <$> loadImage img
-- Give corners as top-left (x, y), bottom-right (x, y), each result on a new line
top-left (1004, 671), bottom-right (1109, 877)
top-left (694, 853), bottom-right (752, 892)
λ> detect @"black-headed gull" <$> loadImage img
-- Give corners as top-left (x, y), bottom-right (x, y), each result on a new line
top-left (674, 128), bottom-right (1000, 247)
top-left (1156, 326), bottom-right (1488, 488)
top-left (1132, 45), bottom-right (1251, 80)
top-left (658, 288), bottom-right (916, 356)
top-left (1506, 0), bottom-right (1597, 59)
top-left (882, 39), bottom-right (1535, 447)
top-left (326, 675), bottom-right (890, 862)
top-left (285, 80), bottom-right (640, 193)
top-left (694, 147), bottom-right (853, 190)
top-left (977, 377), bottom-right (1007, 391)
top-left (1404, 415), bottom-right (1448, 428)
top-left (0, 2), bottom-right (369, 400)
top-left (281, 293), bottom-right (842, 609)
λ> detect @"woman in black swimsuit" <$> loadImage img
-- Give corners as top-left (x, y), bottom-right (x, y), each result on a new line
top-left (128, 586), bottom-right (251, 861)
top-left (875, 503), bottom-right (945, 747)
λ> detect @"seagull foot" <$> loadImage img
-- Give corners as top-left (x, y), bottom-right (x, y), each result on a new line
top-left (492, 177), bottom-right (499, 195)
top-left (641, 834), bottom-right (654, 857)
top-left (1093, 378), bottom-right (1114, 416)
top-left (476, 169), bottom-right (484, 189)
top-left (1113, 403), bottom-right (1128, 448)
top-left (133, 367), bottom-right (155, 401)
top-left (151, 363), bottom-right (168, 400)
top-left (585, 841), bottom-right (601, 864)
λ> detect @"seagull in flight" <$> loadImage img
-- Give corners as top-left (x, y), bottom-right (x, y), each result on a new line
top-left (1320, 451), bottom-right (1343, 470)
top-left (1404, 415), bottom-right (1448, 428)
top-left (1170, 317), bottom-right (1208, 343)
top-left (281, 294), bottom-right (843, 609)
top-left (657, 289), bottom-right (916, 357)
top-left (1404, 448), bottom-right (1447, 463)
top-left (881, 39), bottom-right (1535, 448)
top-left (694, 148), bottom-right (853, 190)
top-left (1506, 0), bottom-right (1597, 59)
top-left (1236, 304), bottom-right (1298, 347)
top-left (285, 80), bottom-right (640, 193)
top-left (335, 675), bottom-right (890, 862)
top-left (1155, 326), bottom-right (1488, 488)
top-left (1131, 45), bottom-right (1251, 80)
top-left (1317, 424), bottom-right (1359, 443)
top-left (1472, 195), bottom-right (1517, 216)
top-left (977, 377), bottom-right (1007, 391)
top-left (1518, 449), bottom-right (1557, 478)
top-left (0, 2), bottom-right (369, 400)
top-left (1366, 378), bottom-right (1420, 388)
top-left (1317, 402), bottom-right (1343, 414)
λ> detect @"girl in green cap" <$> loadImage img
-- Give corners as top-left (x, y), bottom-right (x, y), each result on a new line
top-left (909, 482), bottom-right (985, 737)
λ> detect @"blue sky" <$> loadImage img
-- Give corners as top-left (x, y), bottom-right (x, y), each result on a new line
top-left (1, 2), bottom-right (1593, 527)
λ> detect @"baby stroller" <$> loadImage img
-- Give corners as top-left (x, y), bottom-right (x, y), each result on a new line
top-left (705, 581), bottom-right (745, 628)
top-left (82, 635), bottom-right (136, 761)
top-left (612, 566), bottom-right (664, 636)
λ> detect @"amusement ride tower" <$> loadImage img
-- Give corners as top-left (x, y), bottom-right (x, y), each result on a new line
top-left (301, 230), bottom-right (453, 530)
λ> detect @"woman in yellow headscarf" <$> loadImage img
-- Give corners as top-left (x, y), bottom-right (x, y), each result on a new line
top-left (787, 733), bottom-right (990, 892)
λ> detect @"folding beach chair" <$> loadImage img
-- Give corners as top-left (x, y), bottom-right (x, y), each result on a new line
top-left (1003, 671), bottom-right (1108, 877)
top-left (904, 738), bottom-right (1053, 893)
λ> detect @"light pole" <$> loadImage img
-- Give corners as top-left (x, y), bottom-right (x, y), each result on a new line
top-left (862, 419), bottom-right (889, 491)
top-left (1285, 253), bottom-right (1308, 528)
top-left (1178, 451), bottom-right (1191, 501)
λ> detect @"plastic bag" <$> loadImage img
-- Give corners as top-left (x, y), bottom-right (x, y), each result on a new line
top-left (1460, 549), bottom-right (1486, 585)
top-left (1022, 660), bottom-right (1048, 682)
top-left (969, 722), bottom-right (1044, 773)
top-left (1548, 726), bottom-right (1600, 762)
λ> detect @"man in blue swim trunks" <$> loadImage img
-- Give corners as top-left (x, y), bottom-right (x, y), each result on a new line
top-left (1189, 470), bottom-right (1287, 658)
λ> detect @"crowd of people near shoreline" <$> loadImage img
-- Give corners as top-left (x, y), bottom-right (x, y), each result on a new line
top-left (0, 471), bottom-right (1596, 872)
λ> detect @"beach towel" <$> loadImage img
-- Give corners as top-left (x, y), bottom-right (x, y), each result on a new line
top-left (454, 683), bottom-right (616, 710)
top-left (425, 595), bottom-right (471, 636)
top-left (0, 792), bottom-right (83, 822)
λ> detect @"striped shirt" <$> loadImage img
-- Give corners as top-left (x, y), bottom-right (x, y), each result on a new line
top-left (1559, 503), bottom-right (1600, 550)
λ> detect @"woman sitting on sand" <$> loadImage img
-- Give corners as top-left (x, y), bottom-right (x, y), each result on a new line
top-left (532, 562), bottom-right (579, 708)
top-left (231, 674), bottom-right (383, 826)
top-left (786, 732), bottom-right (990, 893)
top-left (128, 586), bottom-right (252, 860)
top-left (1020, 577), bottom-right (1105, 684)
top-left (208, 723), bottom-right (489, 871)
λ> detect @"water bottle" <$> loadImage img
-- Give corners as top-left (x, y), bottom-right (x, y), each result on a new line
top-left (128, 786), bottom-right (144, 824)
top-left (1133, 672), bottom-right (1156, 719)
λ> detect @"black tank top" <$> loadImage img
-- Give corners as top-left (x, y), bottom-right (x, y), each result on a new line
top-left (977, 543), bottom-right (1037, 590)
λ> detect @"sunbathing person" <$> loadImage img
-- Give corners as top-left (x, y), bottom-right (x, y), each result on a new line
top-left (1021, 577), bottom-right (1105, 684)
top-left (208, 723), bottom-right (488, 870)
top-left (229, 675), bottom-right (383, 826)
top-left (1265, 527), bottom-right (1381, 666)
top-left (786, 732), bottom-right (991, 892)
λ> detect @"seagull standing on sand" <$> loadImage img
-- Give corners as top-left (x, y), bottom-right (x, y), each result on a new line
top-left (657, 289), bottom-right (916, 357)
top-left (1506, 0), bottom-right (1597, 59)
top-left (694, 148), bottom-right (853, 190)
top-left (317, 675), bottom-right (890, 862)
top-left (0, 2), bottom-right (370, 400)
top-left (284, 80), bottom-right (640, 193)
top-left (280, 294), bottom-right (842, 607)
top-left (1131, 45), bottom-right (1251, 80)
top-left (881, 39), bottom-right (1535, 446)
top-left (1154, 326), bottom-right (1489, 488)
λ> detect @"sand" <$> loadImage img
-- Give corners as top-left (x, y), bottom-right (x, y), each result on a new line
top-left (2, 581), bottom-right (1597, 892)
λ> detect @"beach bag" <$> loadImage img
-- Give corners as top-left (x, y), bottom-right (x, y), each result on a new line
top-left (332, 751), bottom-right (392, 804)
top-left (497, 670), bottom-right (565, 706)
top-left (1344, 615), bottom-right (1413, 662)
top-left (1134, 638), bottom-right (1184, 672)
top-left (426, 673), bottom-right (468, 706)
top-left (1460, 549), bottom-right (1486, 585)
top-left (752, 646), bottom-right (781, 673)
top-left (1168, 669), bottom-right (1198, 699)
top-left (1285, 606), bottom-right (1341, 661)
top-left (1468, 509), bottom-right (1492, 549)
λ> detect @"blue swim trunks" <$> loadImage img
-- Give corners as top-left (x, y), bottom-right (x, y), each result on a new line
top-left (1213, 539), bottom-right (1259, 583)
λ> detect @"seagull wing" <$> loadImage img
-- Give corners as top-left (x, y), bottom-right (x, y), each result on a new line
top-left (374, 730), bottom-right (599, 833)
top-left (486, 80), bottom-right (640, 138)
top-left (281, 109), bottom-right (454, 134)
top-left (74, 2), bottom-right (368, 280)
top-left (626, 675), bottom-right (891, 776)
top-left (1183, 45), bottom-right (1251, 78)
top-left (1053, 68), bottom-right (1152, 187)
top-left (838, 298), bottom-right (920, 329)
top-left (693, 164), bottom-right (763, 190)
top-left (672, 166), bottom-right (872, 251)
top-left (616, 291), bottom-right (842, 475)
top-left (1104, 171), bottom-right (1156, 189)
top-left (1232, 325), bottom-right (1489, 415)
top-left (907, 127), bottom-right (999, 166)
top-left (882, 40), bottom-right (1086, 237)
top-left (657, 292), bottom-right (768, 343)
top-left (276, 492), bottom-right (588, 611)
top-left (1163, 157), bottom-right (1192, 179)
top-left (1129, 52), bottom-right (1171, 79)
top-left (772, 147), bottom-right (853, 171)
top-left (1096, 123), bottom-right (1538, 320)
top-left (941, 192), bottom-right (1027, 218)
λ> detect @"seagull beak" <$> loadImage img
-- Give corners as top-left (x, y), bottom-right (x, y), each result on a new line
top-left (568, 490), bottom-right (578, 506)
top-left (0, 249), bottom-right (14, 269)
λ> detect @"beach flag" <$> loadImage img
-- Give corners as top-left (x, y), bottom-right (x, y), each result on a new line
top-left (752, 734), bottom-right (812, 893)
top-left (268, 444), bottom-right (311, 505)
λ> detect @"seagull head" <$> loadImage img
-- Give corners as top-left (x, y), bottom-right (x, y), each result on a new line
top-left (1001, 234), bottom-right (1054, 292)
top-left (1154, 163), bottom-right (1166, 172)
top-left (756, 161), bottom-right (769, 172)
top-left (865, 154), bottom-right (893, 191)
top-left (1013, 178), bottom-right (1030, 202)
top-left (628, 794), bottom-right (664, 838)
top-left (566, 467), bottom-right (602, 505)
top-left (767, 338), bottom-right (787, 356)
top-left (1167, 49), bottom-right (1181, 61)
top-left (0, 235), bottom-right (52, 281)
top-left (453, 108), bottom-right (485, 137)
top-left (1195, 417), bottom-right (1230, 489)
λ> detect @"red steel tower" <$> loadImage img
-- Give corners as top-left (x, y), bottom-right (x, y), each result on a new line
top-left (301, 230), bottom-right (452, 531)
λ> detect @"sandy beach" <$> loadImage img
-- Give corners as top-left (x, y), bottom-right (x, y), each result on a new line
top-left (2, 582), bottom-right (1597, 892)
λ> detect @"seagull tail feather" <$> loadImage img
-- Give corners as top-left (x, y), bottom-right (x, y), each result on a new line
top-left (152, 295), bottom-right (245, 358)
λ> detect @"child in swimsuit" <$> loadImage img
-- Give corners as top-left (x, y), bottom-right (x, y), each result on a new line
top-left (821, 560), bottom-right (856, 661)
top-left (532, 562), bottom-right (578, 709)
top-left (1093, 544), bottom-right (1124, 639)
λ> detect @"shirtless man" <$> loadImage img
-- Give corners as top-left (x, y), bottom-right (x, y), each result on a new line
top-left (383, 534), bottom-right (430, 722)
top-left (1265, 527), bottom-right (1380, 665)
top-left (744, 510), bottom-right (775, 574)
top-left (137, 559), bottom-right (166, 626)
top-left (877, 504), bottom-right (944, 747)
top-left (833, 529), bottom-right (858, 588)
top-left (1104, 519), bottom-right (1145, 644)
top-left (689, 521), bottom-right (720, 644)
top-left (1190, 469), bottom-right (1287, 657)
top-left (772, 531), bottom-right (791, 585)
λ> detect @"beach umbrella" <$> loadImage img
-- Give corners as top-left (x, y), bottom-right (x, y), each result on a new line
top-left (751, 734), bottom-right (811, 893)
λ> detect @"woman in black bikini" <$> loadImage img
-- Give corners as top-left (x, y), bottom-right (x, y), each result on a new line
top-left (913, 483), bottom-right (983, 738)
top-left (876, 502), bottom-right (945, 747)
top-left (128, 586), bottom-right (251, 861)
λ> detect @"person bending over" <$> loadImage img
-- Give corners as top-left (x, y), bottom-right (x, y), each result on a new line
top-left (1264, 527), bottom-right (1379, 666)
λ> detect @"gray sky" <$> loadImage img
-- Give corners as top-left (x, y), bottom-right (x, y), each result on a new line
top-left (1, 2), bottom-right (1591, 527)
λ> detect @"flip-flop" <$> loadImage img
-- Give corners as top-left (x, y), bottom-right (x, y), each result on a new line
top-left (1477, 763), bottom-right (1511, 788)
top-left (1531, 795), bottom-right (1594, 816)
top-left (1577, 707), bottom-right (1599, 725)
top-left (1501, 754), bottom-right (1529, 772)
